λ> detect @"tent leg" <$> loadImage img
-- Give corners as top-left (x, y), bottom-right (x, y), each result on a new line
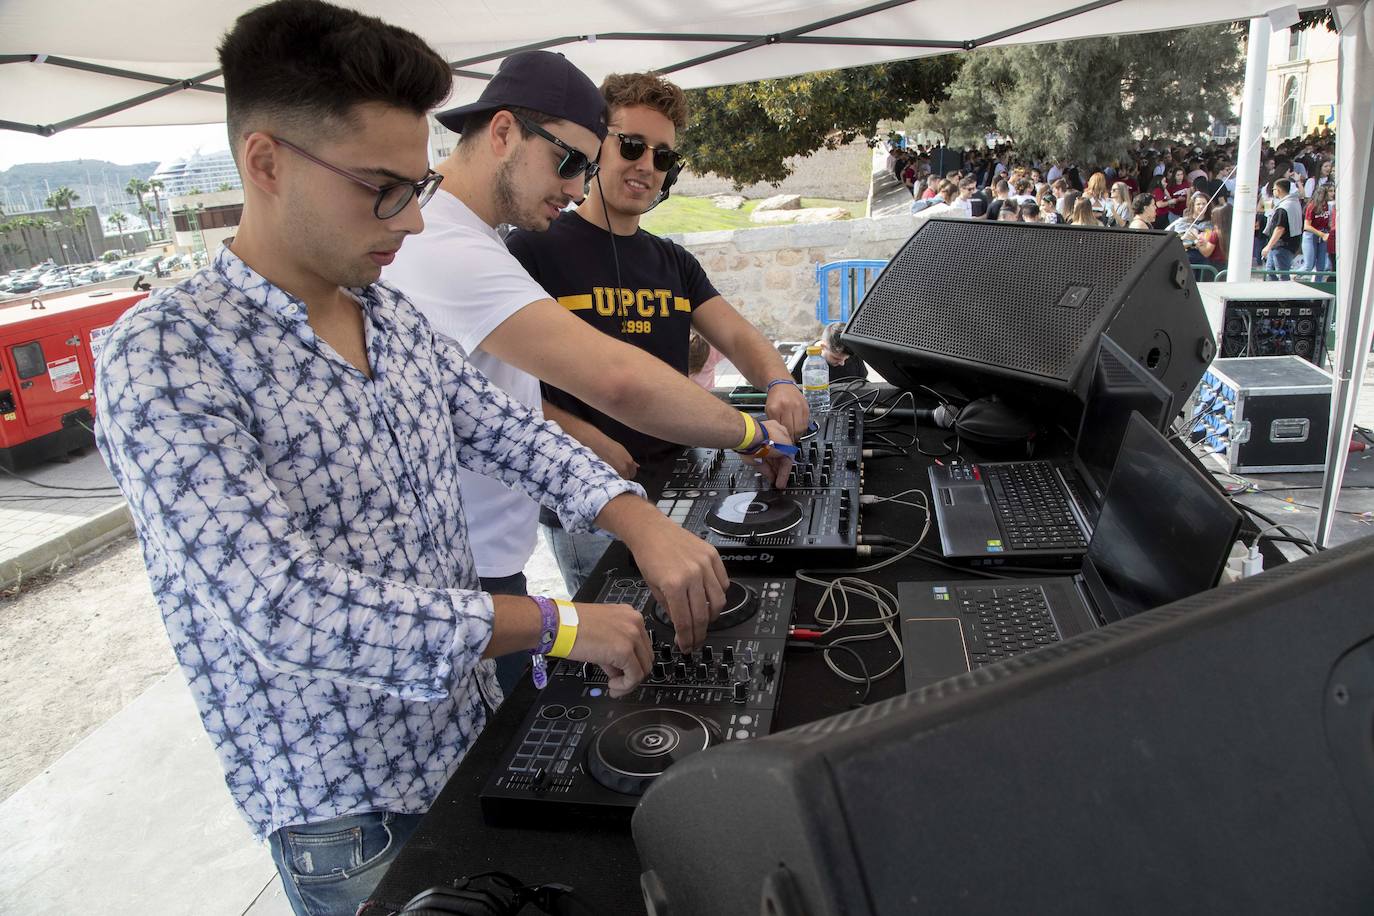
top-left (1226, 17), bottom-right (1270, 282)
top-left (1317, 0), bottom-right (1374, 546)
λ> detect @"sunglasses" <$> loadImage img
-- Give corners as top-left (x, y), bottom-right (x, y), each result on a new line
top-left (512, 114), bottom-right (600, 181)
top-left (613, 133), bottom-right (683, 172)
top-left (267, 135), bottom-right (441, 220)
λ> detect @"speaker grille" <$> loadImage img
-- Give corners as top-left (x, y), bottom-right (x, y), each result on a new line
top-left (849, 220), bottom-right (1168, 382)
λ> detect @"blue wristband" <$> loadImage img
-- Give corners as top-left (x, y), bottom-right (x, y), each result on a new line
top-left (766, 378), bottom-right (797, 392)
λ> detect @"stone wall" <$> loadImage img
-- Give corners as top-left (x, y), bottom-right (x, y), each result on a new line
top-left (665, 214), bottom-right (913, 340)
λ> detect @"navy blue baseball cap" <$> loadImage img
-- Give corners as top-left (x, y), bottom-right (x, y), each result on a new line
top-left (436, 51), bottom-right (608, 141)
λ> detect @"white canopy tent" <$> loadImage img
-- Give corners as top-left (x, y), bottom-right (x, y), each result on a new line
top-left (1, 0), bottom-right (1369, 545)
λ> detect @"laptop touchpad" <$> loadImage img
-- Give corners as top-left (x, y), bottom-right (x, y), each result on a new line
top-left (947, 487), bottom-right (989, 505)
top-left (903, 617), bottom-right (971, 688)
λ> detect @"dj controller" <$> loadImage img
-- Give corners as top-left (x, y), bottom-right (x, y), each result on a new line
top-left (653, 406), bottom-right (863, 565)
top-left (480, 573), bottom-right (797, 824)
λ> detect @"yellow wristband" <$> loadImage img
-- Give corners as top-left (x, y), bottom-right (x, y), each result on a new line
top-left (549, 599), bottom-right (579, 658)
top-left (734, 412), bottom-right (758, 451)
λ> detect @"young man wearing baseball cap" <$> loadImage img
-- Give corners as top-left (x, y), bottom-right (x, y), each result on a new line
top-left (504, 71), bottom-right (810, 595)
top-left (386, 52), bottom-right (802, 668)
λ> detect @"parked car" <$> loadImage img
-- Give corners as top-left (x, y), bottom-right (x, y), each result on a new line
top-left (8, 278), bottom-right (42, 293)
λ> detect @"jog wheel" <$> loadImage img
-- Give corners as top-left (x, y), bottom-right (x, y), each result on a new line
top-left (586, 708), bottom-right (720, 795)
top-left (653, 580), bottom-right (757, 631)
top-left (704, 490), bottom-right (803, 538)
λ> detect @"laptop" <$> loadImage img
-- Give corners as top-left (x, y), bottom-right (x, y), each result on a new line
top-left (929, 334), bottom-right (1174, 564)
top-left (902, 412), bottom-right (1243, 691)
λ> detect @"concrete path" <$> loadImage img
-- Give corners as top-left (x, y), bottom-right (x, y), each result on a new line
top-left (0, 669), bottom-right (291, 916)
top-left (1, 448), bottom-right (130, 593)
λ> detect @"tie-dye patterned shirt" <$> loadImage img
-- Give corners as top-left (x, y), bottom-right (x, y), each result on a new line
top-left (94, 244), bottom-right (640, 838)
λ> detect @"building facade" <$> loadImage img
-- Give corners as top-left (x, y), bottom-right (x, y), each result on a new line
top-left (1264, 26), bottom-right (1339, 141)
top-left (169, 189), bottom-right (244, 257)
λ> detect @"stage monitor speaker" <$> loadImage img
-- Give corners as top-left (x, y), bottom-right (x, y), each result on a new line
top-left (929, 148), bottom-right (963, 178)
top-left (634, 534), bottom-right (1374, 915)
top-left (840, 219), bottom-right (1216, 420)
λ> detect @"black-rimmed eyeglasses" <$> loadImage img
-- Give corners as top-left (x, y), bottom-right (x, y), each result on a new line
top-left (613, 133), bottom-right (682, 172)
top-left (512, 115), bottom-right (600, 182)
top-left (268, 135), bottom-right (442, 219)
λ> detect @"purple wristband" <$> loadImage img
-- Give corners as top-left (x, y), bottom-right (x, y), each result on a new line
top-left (766, 378), bottom-right (797, 391)
top-left (531, 596), bottom-right (559, 654)
top-left (530, 596), bottom-right (559, 689)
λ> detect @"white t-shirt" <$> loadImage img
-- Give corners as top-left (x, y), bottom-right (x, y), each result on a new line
top-left (384, 191), bottom-right (550, 578)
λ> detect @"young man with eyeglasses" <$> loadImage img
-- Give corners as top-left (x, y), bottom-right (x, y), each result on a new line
top-left (386, 55), bottom-right (803, 620)
top-left (92, 5), bottom-right (725, 915)
top-left (503, 72), bottom-right (810, 596)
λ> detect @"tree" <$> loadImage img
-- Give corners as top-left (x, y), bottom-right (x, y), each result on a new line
top-left (107, 210), bottom-right (132, 253)
top-left (126, 177), bottom-right (152, 233)
top-left (45, 185), bottom-right (95, 262)
top-left (896, 95), bottom-right (993, 149)
top-left (679, 57), bottom-right (961, 187)
top-left (934, 24), bottom-right (1244, 165)
top-left (147, 178), bottom-right (167, 238)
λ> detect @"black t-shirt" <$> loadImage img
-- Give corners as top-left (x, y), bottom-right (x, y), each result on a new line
top-left (505, 210), bottom-right (720, 466)
top-left (1269, 208), bottom-right (1303, 253)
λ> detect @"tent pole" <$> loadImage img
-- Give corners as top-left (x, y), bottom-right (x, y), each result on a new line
top-left (1227, 17), bottom-right (1270, 282)
top-left (1317, 0), bottom-right (1374, 546)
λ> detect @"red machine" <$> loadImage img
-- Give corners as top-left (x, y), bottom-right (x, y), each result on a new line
top-left (0, 289), bottom-right (148, 470)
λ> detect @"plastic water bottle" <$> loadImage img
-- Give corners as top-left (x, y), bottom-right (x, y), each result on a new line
top-left (802, 345), bottom-right (831, 413)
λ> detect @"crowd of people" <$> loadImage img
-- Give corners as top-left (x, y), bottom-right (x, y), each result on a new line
top-left (889, 128), bottom-right (1339, 278)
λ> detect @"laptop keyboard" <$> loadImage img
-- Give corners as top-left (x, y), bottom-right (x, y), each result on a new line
top-left (982, 463), bottom-right (1088, 551)
top-left (957, 585), bottom-right (1061, 666)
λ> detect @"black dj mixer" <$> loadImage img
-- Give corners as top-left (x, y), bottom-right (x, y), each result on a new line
top-left (479, 573), bottom-right (796, 824)
top-left (654, 407), bottom-right (862, 565)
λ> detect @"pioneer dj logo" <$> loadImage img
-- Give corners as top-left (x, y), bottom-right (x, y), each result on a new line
top-left (718, 552), bottom-right (774, 563)
top-left (1058, 285), bottom-right (1092, 309)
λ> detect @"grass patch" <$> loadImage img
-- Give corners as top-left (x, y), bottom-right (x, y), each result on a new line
top-left (640, 196), bottom-right (866, 236)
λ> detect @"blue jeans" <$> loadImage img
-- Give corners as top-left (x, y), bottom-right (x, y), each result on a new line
top-left (268, 810), bottom-right (423, 916)
top-left (541, 524), bottom-right (613, 598)
top-left (1264, 246), bottom-right (1295, 278)
top-left (480, 572), bottom-right (530, 696)
top-left (1301, 232), bottom-right (1331, 278)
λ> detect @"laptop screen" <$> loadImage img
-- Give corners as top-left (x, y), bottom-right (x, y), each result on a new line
top-left (1073, 334), bottom-right (1175, 505)
top-left (1082, 412), bottom-right (1243, 624)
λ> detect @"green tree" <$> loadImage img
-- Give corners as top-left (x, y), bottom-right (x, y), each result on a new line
top-left (45, 186), bottom-right (96, 262)
top-left (126, 177), bottom-right (152, 234)
top-left (937, 24), bottom-right (1244, 164)
top-left (895, 94), bottom-right (994, 149)
top-left (107, 210), bottom-right (132, 254)
top-left (679, 57), bottom-right (961, 188)
top-left (147, 178), bottom-right (167, 238)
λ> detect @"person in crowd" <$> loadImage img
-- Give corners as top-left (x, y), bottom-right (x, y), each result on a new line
top-left (1039, 189), bottom-right (1064, 224)
top-left (919, 174), bottom-right (940, 200)
top-left (1302, 183), bottom-right (1334, 278)
top-left (1164, 166), bottom-right (1191, 221)
top-left (90, 4), bottom-right (728, 914)
top-left (951, 176), bottom-right (981, 218)
top-left (1070, 198), bottom-right (1100, 227)
top-left (503, 70), bottom-right (808, 595)
top-left (913, 179), bottom-right (959, 220)
top-left (1303, 159), bottom-right (1334, 200)
top-left (1018, 200), bottom-right (1042, 222)
top-left (386, 53), bottom-right (801, 677)
top-left (1083, 171), bottom-right (1111, 220)
top-left (1195, 203), bottom-right (1231, 268)
top-left (687, 330), bottom-right (725, 389)
top-left (1261, 177), bottom-right (1304, 277)
top-left (997, 201), bottom-right (1022, 222)
top-left (1127, 193), bottom-right (1157, 230)
top-left (984, 178), bottom-right (1013, 221)
top-left (1108, 181), bottom-right (1133, 227)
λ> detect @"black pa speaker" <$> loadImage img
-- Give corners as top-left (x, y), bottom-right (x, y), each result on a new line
top-left (929, 147), bottom-right (963, 179)
top-left (840, 219), bottom-right (1216, 420)
top-left (634, 534), bottom-right (1374, 914)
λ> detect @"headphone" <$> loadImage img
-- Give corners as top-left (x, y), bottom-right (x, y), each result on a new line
top-left (644, 160), bottom-right (683, 213)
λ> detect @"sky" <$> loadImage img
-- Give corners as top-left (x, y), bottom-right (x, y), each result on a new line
top-left (0, 123), bottom-right (231, 172)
